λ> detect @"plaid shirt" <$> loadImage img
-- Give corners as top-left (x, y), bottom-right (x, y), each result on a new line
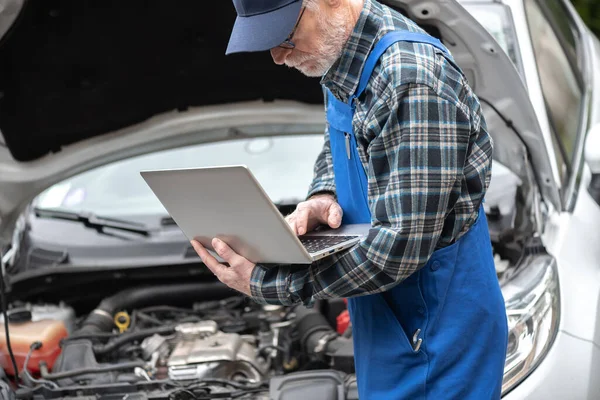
top-left (250, 0), bottom-right (493, 306)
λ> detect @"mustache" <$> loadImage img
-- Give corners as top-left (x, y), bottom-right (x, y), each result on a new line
top-left (284, 51), bottom-right (314, 68)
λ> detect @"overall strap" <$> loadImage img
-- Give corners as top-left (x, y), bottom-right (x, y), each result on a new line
top-left (353, 31), bottom-right (450, 102)
top-left (326, 88), bottom-right (354, 133)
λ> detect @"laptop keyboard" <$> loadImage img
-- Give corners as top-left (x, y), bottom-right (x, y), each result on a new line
top-left (299, 235), bottom-right (360, 253)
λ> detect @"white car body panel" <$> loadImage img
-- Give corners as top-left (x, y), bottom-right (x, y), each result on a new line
top-left (551, 172), bottom-right (600, 344)
top-left (515, 168), bottom-right (600, 399)
top-left (503, 331), bottom-right (600, 400)
top-left (498, 0), bottom-right (600, 397)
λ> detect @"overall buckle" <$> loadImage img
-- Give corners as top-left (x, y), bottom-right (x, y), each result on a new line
top-left (412, 328), bottom-right (423, 352)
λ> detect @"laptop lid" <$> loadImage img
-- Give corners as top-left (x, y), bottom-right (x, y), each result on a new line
top-left (140, 165), bottom-right (313, 264)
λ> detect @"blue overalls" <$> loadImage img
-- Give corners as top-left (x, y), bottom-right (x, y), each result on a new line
top-left (326, 31), bottom-right (509, 399)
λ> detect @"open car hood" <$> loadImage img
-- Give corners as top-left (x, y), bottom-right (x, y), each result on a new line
top-left (0, 0), bottom-right (561, 241)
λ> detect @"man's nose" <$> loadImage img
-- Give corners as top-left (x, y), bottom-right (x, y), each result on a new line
top-left (270, 47), bottom-right (291, 65)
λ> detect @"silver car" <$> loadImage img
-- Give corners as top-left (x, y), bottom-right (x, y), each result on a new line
top-left (0, 0), bottom-right (598, 398)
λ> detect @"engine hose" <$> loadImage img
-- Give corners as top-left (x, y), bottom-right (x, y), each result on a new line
top-left (92, 326), bottom-right (175, 355)
top-left (76, 282), bottom-right (231, 334)
top-left (293, 305), bottom-right (352, 356)
top-left (40, 361), bottom-right (145, 380)
top-left (293, 305), bottom-right (336, 353)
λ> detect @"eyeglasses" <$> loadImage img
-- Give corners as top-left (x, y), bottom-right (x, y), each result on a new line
top-left (279, 7), bottom-right (306, 49)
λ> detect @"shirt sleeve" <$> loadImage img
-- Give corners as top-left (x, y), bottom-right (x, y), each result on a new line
top-left (306, 118), bottom-right (337, 200)
top-left (250, 83), bottom-right (475, 306)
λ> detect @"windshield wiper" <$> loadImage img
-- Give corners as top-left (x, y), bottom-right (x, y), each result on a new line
top-left (33, 207), bottom-right (150, 237)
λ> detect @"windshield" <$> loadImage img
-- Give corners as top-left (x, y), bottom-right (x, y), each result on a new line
top-left (34, 134), bottom-right (325, 217)
top-left (463, 3), bottom-right (523, 76)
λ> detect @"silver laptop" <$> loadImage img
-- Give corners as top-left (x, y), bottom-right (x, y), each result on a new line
top-left (140, 165), bottom-right (369, 264)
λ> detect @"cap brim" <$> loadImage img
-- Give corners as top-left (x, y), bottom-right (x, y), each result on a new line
top-left (226, 0), bottom-right (303, 55)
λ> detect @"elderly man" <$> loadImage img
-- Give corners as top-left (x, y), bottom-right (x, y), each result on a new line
top-left (191, 0), bottom-right (509, 398)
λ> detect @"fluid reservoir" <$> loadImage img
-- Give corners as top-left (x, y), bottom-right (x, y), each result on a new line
top-left (0, 303), bottom-right (76, 333)
top-left (0, 310), bottom-right (68, 376)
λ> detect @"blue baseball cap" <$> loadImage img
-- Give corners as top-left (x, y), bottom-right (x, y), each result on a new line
top-left (226, 0), bottom-right (303, 55)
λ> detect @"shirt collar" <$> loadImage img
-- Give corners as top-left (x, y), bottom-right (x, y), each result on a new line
top-left (320, 0), bottom-right (384, 103)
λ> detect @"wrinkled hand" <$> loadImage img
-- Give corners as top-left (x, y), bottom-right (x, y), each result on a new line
top-left (190, 238), bottom-right (255, 296)
top-left (285, 193), bottom-right (343, 235)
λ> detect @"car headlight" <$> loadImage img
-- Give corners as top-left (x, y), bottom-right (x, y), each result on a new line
top-left (500, 254), bottom-right (560, 396)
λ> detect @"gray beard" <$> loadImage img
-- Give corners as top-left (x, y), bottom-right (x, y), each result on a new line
top-left (290, 9), bottom-right (351, 77)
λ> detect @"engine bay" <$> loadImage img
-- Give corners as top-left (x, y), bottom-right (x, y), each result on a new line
top-left (0, 198), bottom-right (526, 400)
top-left (0, 283), bottom-right (358, 400)
top-left (0, 167), bottom-right (529, 399)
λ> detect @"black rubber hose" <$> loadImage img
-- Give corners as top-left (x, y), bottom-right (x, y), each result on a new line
top-left (0, 274), bottom-right (19, 384)
top-left (293, 305), bottom-right (352, 356)
top-left (185, 378), bottom-right (268, 390)
top-left (40, 361), bottom-right (145, 380)
top-left (92, 326), bottom-right (175, 355)
top-left (77, 282), bottom-right (231, 334)
top-left (61, 331), bottom-right (122, 341)
top-left (293, 305), bottom-right (335, 353)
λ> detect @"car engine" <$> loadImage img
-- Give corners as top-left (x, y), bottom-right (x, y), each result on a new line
top-left (167, 319), bottom-right (276, 383)
top-left (0, 283), bottom-right (358, 400)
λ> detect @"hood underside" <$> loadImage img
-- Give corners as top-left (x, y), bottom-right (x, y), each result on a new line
top-left (0, 0), bottom-right (324, 161)
top-left (0, 0), bottom-right (561, 241)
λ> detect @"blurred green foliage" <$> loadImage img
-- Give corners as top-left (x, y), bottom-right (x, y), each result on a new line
top-left (571, 0), bottom-right (600, 35)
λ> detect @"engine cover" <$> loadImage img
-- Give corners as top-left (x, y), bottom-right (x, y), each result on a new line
top-left (167, 321), bottom-right (269, 382)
